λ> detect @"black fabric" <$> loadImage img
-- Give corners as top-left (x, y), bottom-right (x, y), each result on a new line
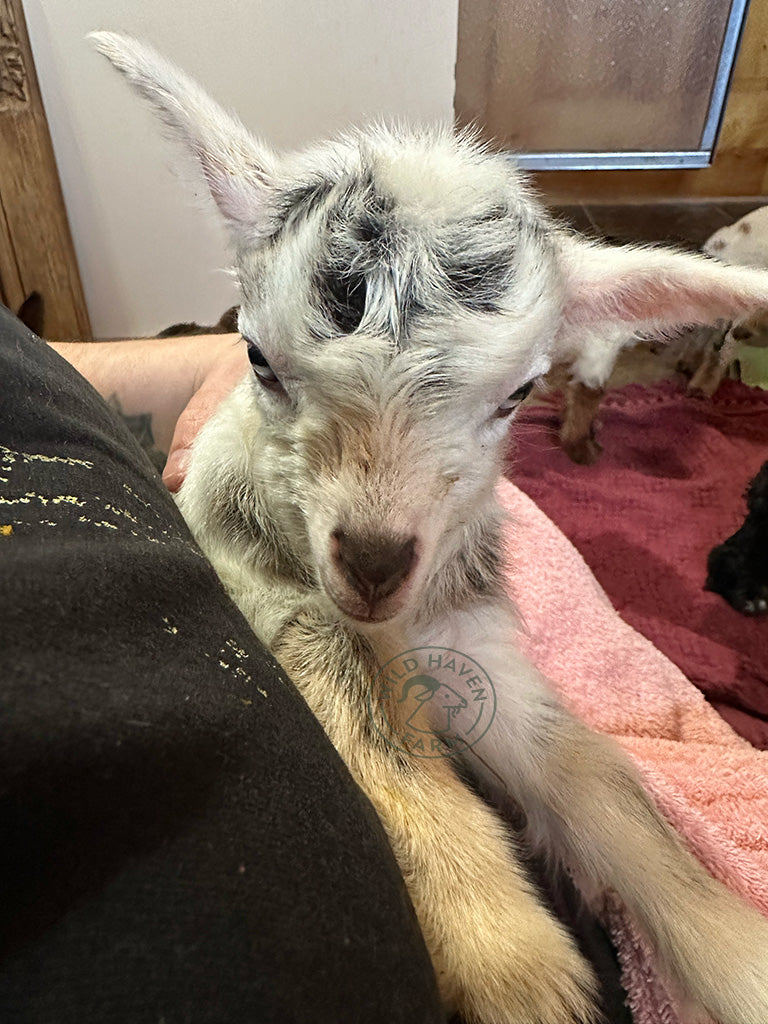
top-left (0, 305), bottom-right (442, 1024)
top-left (533, 864), bottom-right (632, 1024)
top-left (488, 798), bottom-right (631, 1024)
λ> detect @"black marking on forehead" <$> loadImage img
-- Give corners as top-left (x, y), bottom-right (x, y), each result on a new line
top-left (274, 176), bottom-right (336, 233)
top-left (351, 188), bottom-right (395, 244)
top-left (317, 262), bottom-right (368, 335)
top-left (311, 175), bottom-right (523, 339)
top-left (434, 210), bottom-right (519, 315)
top-left (313, 179), bottom-right (396, 337)
top-left (439, 249), bottom-right (514, 314)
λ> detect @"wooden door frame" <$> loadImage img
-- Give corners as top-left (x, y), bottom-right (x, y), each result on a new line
top-left (0, 0), bottom-right (91, 339)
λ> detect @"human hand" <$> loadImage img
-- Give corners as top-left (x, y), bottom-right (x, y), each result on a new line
top-left (163, 335), bottom-right (250, 492)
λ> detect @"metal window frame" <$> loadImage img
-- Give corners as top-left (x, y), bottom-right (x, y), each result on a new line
top-left (511, 0), bottom-right (750, 172)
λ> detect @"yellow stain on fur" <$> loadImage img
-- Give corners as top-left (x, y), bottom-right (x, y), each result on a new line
top-left (0, 525), bottom-right (12, 536)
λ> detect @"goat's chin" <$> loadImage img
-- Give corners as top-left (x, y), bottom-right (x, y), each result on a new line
top-left (320, 574), bottom-right (411, 628)
top-left (333, 595), bottom-right (407, 628)
top-left (344, 607), bottom-right (400, 627)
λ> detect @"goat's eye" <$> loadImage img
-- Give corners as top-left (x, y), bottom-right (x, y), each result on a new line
top-left (495, 379), bottom-right (535, 418)
top-left (245, 338), bottom-right (284, 393)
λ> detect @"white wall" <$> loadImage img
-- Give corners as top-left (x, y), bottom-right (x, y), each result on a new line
top-left (23, 0), bottom-right (459, 338)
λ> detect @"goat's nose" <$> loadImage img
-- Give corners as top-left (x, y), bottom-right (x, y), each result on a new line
top-left (333, 529), bottom-right (417, 602)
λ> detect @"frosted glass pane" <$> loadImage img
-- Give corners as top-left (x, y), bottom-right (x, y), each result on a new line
top-left (455, 0), bottom-right (734, 154)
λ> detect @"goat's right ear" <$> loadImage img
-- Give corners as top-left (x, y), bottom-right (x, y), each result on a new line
top-left (89, 32), bottom-right (280, 243)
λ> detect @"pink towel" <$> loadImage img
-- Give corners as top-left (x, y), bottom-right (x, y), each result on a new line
top-left (511, 379), bottom-right (768, 747)
top-left (499, 478), bottom-right (768, 1024)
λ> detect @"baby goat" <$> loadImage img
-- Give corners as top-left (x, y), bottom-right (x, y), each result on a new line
top-left (92, 33), bottom-right (768, 1023)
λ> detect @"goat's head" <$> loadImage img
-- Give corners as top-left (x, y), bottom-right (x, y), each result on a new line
top-left (91, 32), bottom-right (768, 626)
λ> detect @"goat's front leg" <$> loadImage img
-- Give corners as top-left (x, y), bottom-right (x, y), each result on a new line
top-left (560, 380), bottom-right (605, 465)
top-left (454, 604), bottom-right (768, 1024)
top-left (272, 613), bottom-right (597, 1024)
top-left (556, 327), bottom-right (630, 464)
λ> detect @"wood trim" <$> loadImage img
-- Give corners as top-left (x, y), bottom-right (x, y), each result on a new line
top-left (0, 0), bottom-right (91, 338)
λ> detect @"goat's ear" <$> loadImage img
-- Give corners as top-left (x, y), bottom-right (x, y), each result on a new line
top-left (558, 233), bottom-right (768, 333)
top-left (89, 32), bottom-right (280, 243)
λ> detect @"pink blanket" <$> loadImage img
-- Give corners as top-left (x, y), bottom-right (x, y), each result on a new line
top-left (499, 479), bottom-right (768, 1024)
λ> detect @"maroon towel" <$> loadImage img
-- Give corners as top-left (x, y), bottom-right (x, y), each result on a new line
top-left (510, 379), bottom-right (768, 748)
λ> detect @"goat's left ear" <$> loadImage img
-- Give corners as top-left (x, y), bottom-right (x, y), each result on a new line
top-left (559, 233), bottom-right (768, 333)
top-left (89, 32), bottom-right (282, 244)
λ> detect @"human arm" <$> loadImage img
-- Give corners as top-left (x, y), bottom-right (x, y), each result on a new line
top-left (49, 333), bottom-right (249, 490)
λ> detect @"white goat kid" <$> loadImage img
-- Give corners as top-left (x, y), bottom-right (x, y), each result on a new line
top-left (92, 33), bottom-right (768, 1024)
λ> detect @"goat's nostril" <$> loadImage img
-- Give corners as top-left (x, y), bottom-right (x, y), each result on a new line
top-left (333, 530), bottom-right (417, 601)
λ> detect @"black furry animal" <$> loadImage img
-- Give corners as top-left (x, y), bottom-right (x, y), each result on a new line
top-left (17, 292), bottom-right (45, 337)
top-left (706, 460), bottom-right (768, 615)
top-left (157, 305), bottom-right (239, 337)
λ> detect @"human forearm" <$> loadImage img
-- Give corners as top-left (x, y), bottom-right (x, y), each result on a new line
top-left (50, 334), bottom-right (249, 484)
top-left (50, 335), bottom-right (233, 453)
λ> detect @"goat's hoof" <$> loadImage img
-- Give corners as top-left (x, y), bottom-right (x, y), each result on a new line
top-left (562, 436), bottom-right (603, 465)
top-left (687, 374), bottom-right (722, 397)
top-left (460, 941), bottom-right (597, 1024)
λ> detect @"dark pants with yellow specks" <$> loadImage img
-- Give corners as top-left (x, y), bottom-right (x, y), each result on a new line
top-left (0, 305), bottom-right (442, 1024)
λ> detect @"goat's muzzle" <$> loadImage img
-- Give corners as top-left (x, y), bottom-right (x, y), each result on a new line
top-left (329, 528), bottom-right (417, 622)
